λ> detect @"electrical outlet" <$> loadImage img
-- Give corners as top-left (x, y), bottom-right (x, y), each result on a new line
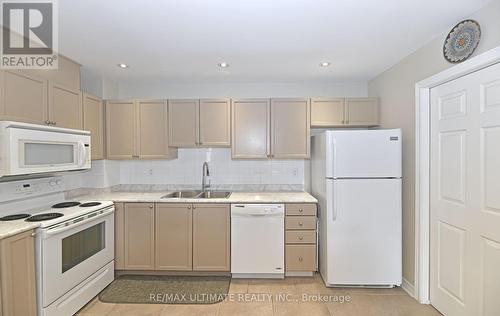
top-left (292, 168), bottom-right (298, 176)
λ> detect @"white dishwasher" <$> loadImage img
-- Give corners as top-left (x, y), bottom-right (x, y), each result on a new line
top-left (231, 204), bottom-right (284, 279)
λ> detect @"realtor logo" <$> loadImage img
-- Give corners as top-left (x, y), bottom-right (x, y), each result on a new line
top-left (1, 0), bottom-right (58, 69)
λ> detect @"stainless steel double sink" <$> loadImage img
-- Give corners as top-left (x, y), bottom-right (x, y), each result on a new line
top-left (161, 190), bottom-right (231, 199)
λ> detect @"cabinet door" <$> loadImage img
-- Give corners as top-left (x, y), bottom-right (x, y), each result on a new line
top-left (83, 93), bottom-right (104, 160)
top-left (0, 70), bottom-right (48, 124)
top-left (199, 99), bottom-right (231, 147)
top-left (137, 100), bottom-right (177, 159)
top-left (271, 98), bottom-right (310, 159)
top-left (155, 204), bottom-right (193, 271)
top-left (193, 204), bottom-right (230, 271)
top-left (311, 98), bottom-right (345, 127)
top-left (114, 202), bottom-right (125, 270)
top-left (106, 100), bottom-right (136, 159)
top-left (48, 82), bottom-right (83, 129)
top-left (124, 203), bottom-right (155, 270)
top-left (168, 99), bottom-right (199, 147)
top-left (345, 97), bottom-right (379, 126)
top-left (231, 98), bottom-right (270, 159)
top-left (0, 230), bottom-right (37, 316)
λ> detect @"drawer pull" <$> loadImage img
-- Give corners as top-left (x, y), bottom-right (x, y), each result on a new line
top-left (299, 208), bottom-right (303, 213)
top-left (298, 257), bottom-right (303, 262)
top-left (187, 205), bottom-right (192, 210)
top-left (298, 236), bottom-right (303, 240)
top-left (298, 222), bottom-right (303, 226)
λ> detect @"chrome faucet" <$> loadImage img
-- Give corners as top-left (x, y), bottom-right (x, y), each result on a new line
top-left (202, 162), bottom-right (210, 191)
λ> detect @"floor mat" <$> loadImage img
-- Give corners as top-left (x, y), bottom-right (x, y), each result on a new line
top-left (98, 275), bottom-right (230, 304)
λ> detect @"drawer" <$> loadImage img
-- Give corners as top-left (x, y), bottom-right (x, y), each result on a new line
top-left (286, 245), bottom-right (316, 271)
top-left (286, 204), bottom-right (317, 216)
top-left (286, 230), bottom-right (316, 244)
top-left (285, 216), bottom-right (317, 230)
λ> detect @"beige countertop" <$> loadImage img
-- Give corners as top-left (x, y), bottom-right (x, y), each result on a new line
top-left (0, 221), bottom-right (39, 240)
top-left (76, 191), bottom-right (318, 204)
top-left (1, 191), bottom-right (317, 239)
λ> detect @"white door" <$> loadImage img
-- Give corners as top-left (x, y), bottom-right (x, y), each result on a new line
top-left (328, 129), bottom-right (402, 178)
top-left (430, 62), bottom-right (500, 316)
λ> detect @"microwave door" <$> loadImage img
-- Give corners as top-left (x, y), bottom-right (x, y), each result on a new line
top-left (4, 124), bottom-right (91, 176)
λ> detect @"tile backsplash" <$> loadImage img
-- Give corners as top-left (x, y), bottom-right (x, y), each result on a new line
top-left (119, 148), bottom-right (305, 188)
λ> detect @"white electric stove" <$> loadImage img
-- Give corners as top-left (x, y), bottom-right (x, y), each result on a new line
top-left (0, 177), bottom-right (115, 316)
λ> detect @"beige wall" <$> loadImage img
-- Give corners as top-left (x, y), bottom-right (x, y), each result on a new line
top-left (368, 0), bottom-right (500, 287)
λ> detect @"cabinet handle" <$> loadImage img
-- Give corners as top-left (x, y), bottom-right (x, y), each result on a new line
top-left (298, 257), bottom-right (303, 262)
top-left (298, 236), bottom-right (303, 240)
top-left (187, 205), bottom-right (191, 210)
top-left (298, 222), bottom-right (303, 226)
top-left (52, 121), bottom-right (56, 125)
top-left (299, 208), bottom-right (303, 213)
top-left (45, 120), bottom-right (50, 125)
top-left (192, 205), bottom-right (196, 210)
top-left (149, 205), bottom-right (154, 209)
top-left (31, 232), bottom-right (36, 237)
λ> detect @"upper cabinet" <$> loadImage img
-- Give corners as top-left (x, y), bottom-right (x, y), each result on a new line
top-left (0, 70), bottom-right (48, 124)
top-left (345, 97), bottom-right (379, 126)
top-left (137, 100), bottom-right (178, 159)
top-left (231, 99), bottom-right (270, 159)
top-left (106, 100), bottom-right (136, 159)
top-left (199, 99), bottom-right (231, 147)
top-left (310, 98), bottom-right (345, 127)
top-left (106, 100), bottom-right (177, 160)
top-left (169, 99), bottom-right (231, 147)
top-left (83, 93), bottom-right (104, 160)
top-left (168, 99), bottom-right (199, 147)
top-left (232, 98), bottom-right (310, 159)
top-left (0, 58), bottom-right (84, 128)
top-left (271, 99), bottom-right (310, 159)
top-left (48, 82), bottom-right (83, 129)
top-left (311, 97), bottom-right (379, 127)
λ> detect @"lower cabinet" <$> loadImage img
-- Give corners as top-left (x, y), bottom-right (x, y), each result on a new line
top-left (123, 203), bottom-right (155, 270)
top-left (117, 202), bottom-right (230, 272)
top-left (0, 230), bottom-right (37, 316)
top-left (155, 204), bottom-right (193, 271)
top-left (285, 203), bottom-right (318, 273)
top-left (193, 204), bottom-right (230, 271)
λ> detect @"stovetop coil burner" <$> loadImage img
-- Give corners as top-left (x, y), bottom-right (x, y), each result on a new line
top-left (52, 201), bottom-right (81, 208)
top-left (26, 213), bottom-right (64, 222)
top-left (0, 214), bottom-right (31, 221)
top-left (79, 202), bottom-right (102, 207)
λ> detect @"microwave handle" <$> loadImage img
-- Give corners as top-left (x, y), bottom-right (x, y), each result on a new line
top-left (77, 142), bottom-right (86, 167)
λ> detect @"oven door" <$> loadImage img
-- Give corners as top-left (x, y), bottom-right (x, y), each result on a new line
top-left (40, 207), bottom-right (114, 307)
top-left (6, 125), bottom-right (91, 176)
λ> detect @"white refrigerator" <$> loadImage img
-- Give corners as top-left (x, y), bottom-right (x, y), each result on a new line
top-left (311, 129), bottom-right (402, 287)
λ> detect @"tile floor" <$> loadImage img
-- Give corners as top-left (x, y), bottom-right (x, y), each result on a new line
top-left (77, 274), bottom-right (441, 316)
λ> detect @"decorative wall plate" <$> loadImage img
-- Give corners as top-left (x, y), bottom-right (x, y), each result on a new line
top-left (443, 19), bottom-right (481, 63)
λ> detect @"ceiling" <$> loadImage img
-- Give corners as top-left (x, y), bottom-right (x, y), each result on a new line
top-left (59, 0), bottom-right (490, 83)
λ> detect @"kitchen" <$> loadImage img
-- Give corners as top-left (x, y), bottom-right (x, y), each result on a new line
top-left (0, 1), bottom-right (500, 316)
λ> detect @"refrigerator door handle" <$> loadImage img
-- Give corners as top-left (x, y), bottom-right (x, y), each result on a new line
top-left (332, 138), bottom-right (337, 179)
top-left (332, 181), bottom-right (338, 221)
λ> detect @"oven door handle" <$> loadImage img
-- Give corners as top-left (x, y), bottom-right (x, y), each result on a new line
top-left (44, 208), bottom-right (114, 237)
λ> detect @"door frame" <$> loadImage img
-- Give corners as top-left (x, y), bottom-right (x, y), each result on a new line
top-left (414, 45), bottom-right (500, 304)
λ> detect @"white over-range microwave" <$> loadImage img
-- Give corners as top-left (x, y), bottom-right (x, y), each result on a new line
top-left (0, 121), bottom-right (91, 177)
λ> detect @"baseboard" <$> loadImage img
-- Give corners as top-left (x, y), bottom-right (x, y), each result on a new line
top-left (401, 278), bottom-right (416, 299)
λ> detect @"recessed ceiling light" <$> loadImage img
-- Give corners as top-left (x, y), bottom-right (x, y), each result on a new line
top-left (117, 63), bottom-right (129, 69)
top-left (218, 62), bottom-right (229, 68)
top-left (320, 62), bottom-right (331, 67)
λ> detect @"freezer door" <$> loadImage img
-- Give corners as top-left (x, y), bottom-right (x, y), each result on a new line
top-left (324, 178), bottom-right (402, 286)
top-left (329, 129), bottom-right (402, 178)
